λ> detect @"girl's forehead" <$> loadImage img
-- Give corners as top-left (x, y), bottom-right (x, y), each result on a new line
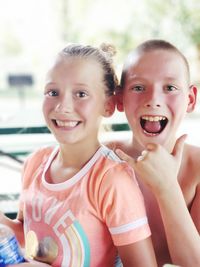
top-left (45, 56), bottom-right (104, 84)
top-left (48, 56), bottom-right (103, 76)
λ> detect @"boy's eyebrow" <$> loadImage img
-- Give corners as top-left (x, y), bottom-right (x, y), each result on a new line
top-left (126, 74), bottom-right (182, 82)
top-left (126, 74), bottom-right (146, 81)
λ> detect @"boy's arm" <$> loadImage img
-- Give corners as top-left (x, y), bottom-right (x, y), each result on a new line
top-left (190, 182), bottom-right (200, 231)
top-left (155, 179), bottom-right (200, 267)
top-left (116, 136), bottom-right (200, 267)
top-left (117, 237), bottom-right (157, 267)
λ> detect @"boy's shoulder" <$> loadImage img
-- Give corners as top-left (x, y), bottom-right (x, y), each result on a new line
top-left (184, 143), bottom-right (200, 162)
top-left (182, 143), bottom-right (200, 180)
top-left (105, 139), bottom-right (131, 152)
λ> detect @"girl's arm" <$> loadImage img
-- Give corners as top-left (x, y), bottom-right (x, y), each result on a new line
top-left (116, 135), bottom-right (200, 267)
top-left (117, 237), bottom-right (157, 267)
top-left (8, 260), bottom-right (51, 267)
top-left (0, 209), bottom-right (24, 246)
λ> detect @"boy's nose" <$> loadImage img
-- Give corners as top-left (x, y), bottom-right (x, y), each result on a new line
top-left (145, 102), bottom-right (161, 108)
top-left (144, 90), bottom-right (161, 108)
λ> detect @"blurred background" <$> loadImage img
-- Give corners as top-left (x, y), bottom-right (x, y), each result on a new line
top-left (0, 0), bottom-right (200, 215)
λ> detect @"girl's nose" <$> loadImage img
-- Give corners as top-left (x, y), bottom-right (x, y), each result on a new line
top-left (55, 94), bottom-right (74, 113)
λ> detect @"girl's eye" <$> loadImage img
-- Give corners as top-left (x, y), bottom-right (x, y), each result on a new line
top-left (166, 85), bottom-right (178, 92)
top-left (46, 90), bottom-right (58, 97)
top-left (131, 85), bottom-right (145, 92)
top-left (76, 91), bottom-right (87, 98)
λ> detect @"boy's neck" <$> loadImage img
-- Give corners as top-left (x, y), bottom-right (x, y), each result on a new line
top-left (129, 137), bottom-right (177, 158)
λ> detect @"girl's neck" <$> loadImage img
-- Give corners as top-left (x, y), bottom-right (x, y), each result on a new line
top-left (48, 141), bottom-right (101, 184)
top-left (57, 140), bottom-right (101, 169)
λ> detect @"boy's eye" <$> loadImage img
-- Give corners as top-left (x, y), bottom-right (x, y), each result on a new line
top-left (166, 85), bottom-right (178, 92)
top-left (131, 85), bottom-right (145, 92)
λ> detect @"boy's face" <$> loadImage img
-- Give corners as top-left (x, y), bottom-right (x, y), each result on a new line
top-left (119, 49), bottom-right (197, 149)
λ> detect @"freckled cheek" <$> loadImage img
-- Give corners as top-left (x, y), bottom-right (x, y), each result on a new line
top-left (124, 94), bottom-right (141, 113)
top-left (166, 97), bottom-right (185, 111)
top-left (81, 99), bottom-right (101, 111)
top-left (42, 100), bottom-right (54, 120)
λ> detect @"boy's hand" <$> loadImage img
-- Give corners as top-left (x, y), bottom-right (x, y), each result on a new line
top-left (115, 135), bottom-right (187, 194)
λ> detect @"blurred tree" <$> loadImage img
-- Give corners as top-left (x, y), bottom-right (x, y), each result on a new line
top-left (177, 0), bottom-right (200, 58)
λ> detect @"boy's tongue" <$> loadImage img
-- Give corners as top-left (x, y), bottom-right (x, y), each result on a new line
top-left (144, 121), bottom-right (161, 133)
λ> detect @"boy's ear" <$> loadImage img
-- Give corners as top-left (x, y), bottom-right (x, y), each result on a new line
top-left (103, 95), bottom-right (115, 117)
top-left (187, 85), bottom-right (197, 113)
top-left (115, 86), bottom-right (124, 112)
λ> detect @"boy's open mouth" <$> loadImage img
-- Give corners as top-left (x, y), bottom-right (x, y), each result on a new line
top-left (140, 116), bottom-right (168, 135)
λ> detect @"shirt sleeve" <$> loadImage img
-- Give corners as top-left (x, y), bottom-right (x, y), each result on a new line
top-left (18, 147), bottom-right (53, 212)
top-left (98, 162), bottom-right (151, 246)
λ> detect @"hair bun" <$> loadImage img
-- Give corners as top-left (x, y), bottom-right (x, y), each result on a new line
top-left (100, 43), bottom-right (117, 57)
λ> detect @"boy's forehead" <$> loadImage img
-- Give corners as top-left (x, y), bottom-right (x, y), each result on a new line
top-left (122, 49), bottom-right (190, 85)
top-left (126, 50), bottom-right (188, 74)
top-left (126, 49), bottom-right (182, 68)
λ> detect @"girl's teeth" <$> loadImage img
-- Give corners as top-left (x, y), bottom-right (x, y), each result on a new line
top-left (56, 120), bottom-right (78, 127)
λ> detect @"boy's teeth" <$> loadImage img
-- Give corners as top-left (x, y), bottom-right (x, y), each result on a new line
top-left (141, 116), bottom-right (166, 122)
top-left (56, 120), bottom-right (78, 127)
top-left (140, 115), bottom-right (168, 134)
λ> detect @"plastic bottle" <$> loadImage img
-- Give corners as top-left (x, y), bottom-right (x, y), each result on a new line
top-left (0, 224), bottom-right (25, 266)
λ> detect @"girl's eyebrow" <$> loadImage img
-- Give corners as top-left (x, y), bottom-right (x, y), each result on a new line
top-left (44, 82), bottom-right (58, 88)
top-left (45, 81), bottom-right (57, 86)
top-left (74, 82), bottom-right (88, 86)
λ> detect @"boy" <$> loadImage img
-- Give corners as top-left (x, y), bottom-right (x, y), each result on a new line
top-left (113, 39), bottom-right (200, 267)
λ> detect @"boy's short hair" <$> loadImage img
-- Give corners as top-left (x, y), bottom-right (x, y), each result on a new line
top-left (120, 39), bottom-right (190, 87)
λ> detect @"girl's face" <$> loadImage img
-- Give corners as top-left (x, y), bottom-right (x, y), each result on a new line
top-left (119, 50), bottom-right (196, 150)
top-left (43, 56), bottom-right (114, 146)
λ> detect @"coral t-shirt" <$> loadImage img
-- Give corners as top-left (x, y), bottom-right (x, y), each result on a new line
top-left (20, 145), bottom-right (151, 267)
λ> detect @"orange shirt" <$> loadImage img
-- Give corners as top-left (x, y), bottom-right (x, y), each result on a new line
top-left (20, 145), bottom-right (150, 267)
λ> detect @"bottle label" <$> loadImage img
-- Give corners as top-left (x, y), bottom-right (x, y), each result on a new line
top-left (0, 235), bottom-right (25, 266)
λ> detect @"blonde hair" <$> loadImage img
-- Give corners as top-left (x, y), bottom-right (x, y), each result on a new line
top-left (59, 43), bottom-right (119, 96)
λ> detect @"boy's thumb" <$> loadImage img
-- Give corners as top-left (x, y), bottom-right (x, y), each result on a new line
top-left (172, 134), bottom-right (187, 159)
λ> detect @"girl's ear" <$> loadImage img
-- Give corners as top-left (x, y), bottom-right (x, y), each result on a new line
top-left (116, 86), bottom-right (124, 112)
top-left (187, 85), bottom-right (197, 112)
top-left (103, 95), bottom-right (115, 117)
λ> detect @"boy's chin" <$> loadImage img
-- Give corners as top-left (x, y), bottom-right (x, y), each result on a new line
top-left (139, 133), bottom-right (168, 146)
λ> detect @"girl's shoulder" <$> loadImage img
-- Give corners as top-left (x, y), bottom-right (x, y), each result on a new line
top-left (23, 146), bottom-right (55, 174)
top-left (27, 146), bottom-right (55, 161)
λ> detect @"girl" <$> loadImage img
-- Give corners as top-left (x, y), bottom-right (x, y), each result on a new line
top-left (3, 43), bottom-right (157, 267)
